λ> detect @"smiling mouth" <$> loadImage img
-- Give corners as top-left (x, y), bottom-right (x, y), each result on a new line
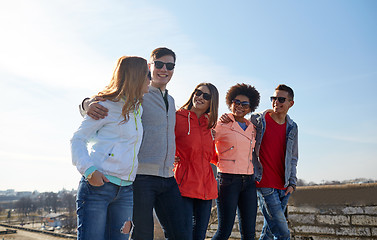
top-left (195, 99), bottom-right (204, 105)
top-left (158, 74), bottom-right (168, 78)
top-left (233, 108), bottom-right (244, 114)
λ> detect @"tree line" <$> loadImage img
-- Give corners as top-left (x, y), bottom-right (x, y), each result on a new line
top-left (0, 190), bottom-right (77, 234)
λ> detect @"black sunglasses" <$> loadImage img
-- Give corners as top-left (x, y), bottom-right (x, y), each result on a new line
top-left (270, 96), bottom-right (288, 103)
top-left (232, 99), bottom-right (250, 108)
top-left (194, 89), bottom-right (211, 101)
top-left (153, 61), bottom-right (175, 71)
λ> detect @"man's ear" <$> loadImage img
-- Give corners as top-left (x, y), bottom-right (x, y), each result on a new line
top-left (289, 100), bottom-right (294, 108)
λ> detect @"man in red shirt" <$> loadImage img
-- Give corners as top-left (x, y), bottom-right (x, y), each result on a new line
top-left (251, 84), bottom-right (298, 240)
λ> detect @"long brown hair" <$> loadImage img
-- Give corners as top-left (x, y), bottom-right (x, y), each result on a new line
top-left (98, 56), bottom-right (148, 122)
top-left (181, 83), bottom-right (219, 129)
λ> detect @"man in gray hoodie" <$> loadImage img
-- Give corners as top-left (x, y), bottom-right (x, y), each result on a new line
top-left (81, 47), bottom-right (188, 240)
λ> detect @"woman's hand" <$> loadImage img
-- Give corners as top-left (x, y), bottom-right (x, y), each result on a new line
top-left (87, 170), bottom-right (109, 187)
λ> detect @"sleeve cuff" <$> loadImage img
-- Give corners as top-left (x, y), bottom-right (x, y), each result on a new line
top-left (79, 97), bottom-right (90, 117)
top-left (84, 166), bottom-right (97, 178)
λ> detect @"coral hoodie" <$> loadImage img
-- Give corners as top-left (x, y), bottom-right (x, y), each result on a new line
top-left (174, 108), bottom-right (218, 200)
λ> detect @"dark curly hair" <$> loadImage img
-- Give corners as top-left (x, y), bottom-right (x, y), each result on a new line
top-left (225, 83), bottom-right (260, 112)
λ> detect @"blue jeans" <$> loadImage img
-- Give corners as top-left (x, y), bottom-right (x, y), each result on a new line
top-left (257, 188), bottom-right (291, 240)
top-left (182, 197), bottom-right (212, 240)
top-left (131, 175), bottom-right (188, 240)
top-left (76, 178), bottom-right (133, 240)
top-left (212, 173), bottom-right (257, 240)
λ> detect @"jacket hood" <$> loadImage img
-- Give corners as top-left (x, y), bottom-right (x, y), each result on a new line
top-left (176, 108), bottom-right (209, 135)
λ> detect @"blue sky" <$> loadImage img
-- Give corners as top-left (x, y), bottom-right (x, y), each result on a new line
top-left (1, 0), bottom-right (376, 192)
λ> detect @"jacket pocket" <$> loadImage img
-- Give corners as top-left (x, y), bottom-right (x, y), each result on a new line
top-left (218, 159), bottom-right (236, 171)
top-left (258, 187), bottom-right (274, 196)
top-left (218, 174), bottom-right (233, 187)
top-left (219, 146), bottom-right (234, 154)
top-left (219, 159), bottom-right (235, 162)
top-left (102, 144), bottom-right (135, 177)
top-left (174, 162), bottom-right (188, 187)
top-left (177, 168), bottom-right (187, 187)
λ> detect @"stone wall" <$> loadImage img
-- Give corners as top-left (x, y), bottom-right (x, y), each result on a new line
top-left (207, 183), bottom-right (377, 239)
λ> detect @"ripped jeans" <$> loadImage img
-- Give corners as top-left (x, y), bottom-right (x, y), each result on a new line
top-left (76, 178), bottom-right (134, 240)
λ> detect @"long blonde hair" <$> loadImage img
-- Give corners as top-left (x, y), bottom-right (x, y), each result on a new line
top-left (98, 56), bottom-right (148, 122)
top-left (181, 83), bottom-right (219, 129)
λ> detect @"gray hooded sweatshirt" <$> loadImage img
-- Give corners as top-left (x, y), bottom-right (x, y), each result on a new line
top-left (137, 85), bottom-right (176, 178)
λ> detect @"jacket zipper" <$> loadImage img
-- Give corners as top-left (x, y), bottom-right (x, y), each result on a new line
top-left (247, 138), bottom-right (253, 173)
top-left (197, 118), bottom-right (207, 200)
top-left (164, 111), bottom-right (169, 176)
top-left (128, 108), bottom-right (139, 180)
top-left (220, 159), bottom-right (236, 162)
top-left (158, 89), bottom-right (170, 176)
top-left (220, 146), bottom-right (234, 154)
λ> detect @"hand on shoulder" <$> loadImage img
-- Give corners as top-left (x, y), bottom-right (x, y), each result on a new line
top-left (86, 96), bottom-right (108, 120)
top-left (219, 113), bottom-right (232, 124)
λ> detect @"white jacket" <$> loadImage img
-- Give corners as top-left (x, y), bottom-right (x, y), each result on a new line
top-left (71, 99), bottom-right (143, 182)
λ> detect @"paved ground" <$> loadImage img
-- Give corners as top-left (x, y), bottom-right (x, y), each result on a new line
top-left (0, 226), bottom-right (70, 240)
top-left (0, 226), bottom-right (237, 240)
top-left (1, 224), bottom-right (238, 240)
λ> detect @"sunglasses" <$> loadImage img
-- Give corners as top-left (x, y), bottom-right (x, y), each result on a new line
top-left (270, 96), bottom-right (288, 103)
top-left (153, 61), bottom-right (175, 71)
top-left (194, 89), bottom-right (211, 101)
top-left (232, 99), bottom-right (250, 109)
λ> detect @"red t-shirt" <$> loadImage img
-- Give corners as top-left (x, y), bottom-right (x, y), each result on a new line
top-left (256, 113), bottom-right (286, 189)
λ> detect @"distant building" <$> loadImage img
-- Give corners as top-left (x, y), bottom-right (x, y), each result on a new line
top-left (16, 191), bottom-right (32, 197)
top-left (0, 189), bottom-right (16, 196)
top-left (44, 213), bottom-right (66, 228)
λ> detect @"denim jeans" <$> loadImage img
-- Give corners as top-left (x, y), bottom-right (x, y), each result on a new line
top-left (257, 188), bottom-right (291, 240)
top-left (181, 197), bottom-right (212, 240)
top-left (131, 175), bottom-right (188, 240)
top-left (76, 178), bottom-right (133, 240)
top-left (212, 173), bottom-right (257, 240)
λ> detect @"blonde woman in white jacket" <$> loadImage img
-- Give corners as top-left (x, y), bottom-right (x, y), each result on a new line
top-left (71, 56), bottom-right (150, 240)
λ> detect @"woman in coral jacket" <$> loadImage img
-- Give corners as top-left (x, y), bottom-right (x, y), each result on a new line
top-left (174, 82), bottom-right (219, 240)
top-left (211, 83), bottom-right (260, 240)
